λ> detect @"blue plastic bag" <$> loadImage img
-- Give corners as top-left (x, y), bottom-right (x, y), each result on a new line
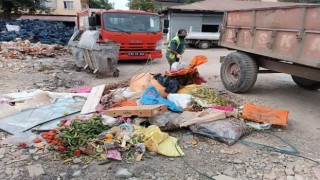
top-left (140, 86), bottom-right (182, 112)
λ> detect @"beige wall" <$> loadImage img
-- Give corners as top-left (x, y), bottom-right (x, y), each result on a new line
top-left (47, 0), bottom-right (88, 16)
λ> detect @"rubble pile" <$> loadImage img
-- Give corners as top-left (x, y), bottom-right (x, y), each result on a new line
top-left (0, 41), bottom-right (66, 59)
top-left (0, 19), bottom-right (73, 45)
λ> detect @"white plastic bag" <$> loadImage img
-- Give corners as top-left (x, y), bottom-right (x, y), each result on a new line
top-left (109, 87), bottom-right (142, 102)
top-left (170, 62), bottom-right (187, 72)
top-left (101, 115), bottom-right (117, 126)
top-left (167, 94), bottom-right (193, 109)
top-left (6, 24), bottom-right (20, 32)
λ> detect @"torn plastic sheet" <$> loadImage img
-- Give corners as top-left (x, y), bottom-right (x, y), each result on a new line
top-left (0, 97), bottom-right (85, 134)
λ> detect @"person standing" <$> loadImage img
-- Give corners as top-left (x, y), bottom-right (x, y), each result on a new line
top-left (166, 29), bottom-right (187, 69)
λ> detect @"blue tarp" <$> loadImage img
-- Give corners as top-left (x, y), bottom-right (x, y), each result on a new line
top-left (140, 86), bottom-right (182, 112)
top-left (0, 19), bottom-right (73, 45)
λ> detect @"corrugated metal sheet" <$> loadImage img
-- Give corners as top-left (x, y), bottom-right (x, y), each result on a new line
top-left (19, 15), bottom-right (76, 22)
top-left (166, 0), bottom-right (313, 12)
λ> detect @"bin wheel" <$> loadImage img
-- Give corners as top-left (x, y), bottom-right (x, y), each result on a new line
top-left (198, 41), bottom-right (210, 49)
top-left (220, 52), bottom-right (258, 93)
top-left (291, 76), bottom-right (320, 90)
top-left (75, 67), bottom-right (82, 72)
top-left (113, 70), bottom-right (119, 77)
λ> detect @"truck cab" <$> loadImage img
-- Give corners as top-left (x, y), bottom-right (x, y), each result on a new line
top-left (77, 9), bottom-right (163, 61)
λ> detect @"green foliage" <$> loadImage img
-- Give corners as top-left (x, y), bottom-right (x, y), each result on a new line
top-left (0, 0), bottom-right (50, 19)
top-left (89, 0), bottom-right (114, 10)
top-left (127, 0), bottom-right (160, 12)
top-left (278, 0), bottom-right (320, 3)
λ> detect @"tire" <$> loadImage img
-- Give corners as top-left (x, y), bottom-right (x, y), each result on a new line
top-left (220, 52), bottom-right (258, 93)
top-left (113, 69), bottom-right (120, 77)
top-left (198, 41), bottom-right (210, 49)
top-left (188, 43), bottom-right (195, 48)
top-left (291, 76), bottom-right (320, 90)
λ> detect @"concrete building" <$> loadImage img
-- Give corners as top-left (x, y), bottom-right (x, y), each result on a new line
top-left (161, 0), bottom-right (304, 41)
top-left (45, 0), bottom-right (89, 16)
top-left (20, 0), bottom-right (89, 23)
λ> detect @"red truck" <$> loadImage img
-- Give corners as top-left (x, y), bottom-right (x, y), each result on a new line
top-left (76, 9), bottom-right (163, 61)
top-left (219, 5), bottom-right (320, 92)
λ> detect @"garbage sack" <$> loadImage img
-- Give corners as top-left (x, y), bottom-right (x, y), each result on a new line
top-left (140, 86), bottom-right (182, 112)
top-left (134, 125), bottom-right (184, 157)
top-left (167, 94), bottom-right (193, 109)
top-left (178, 85), bottom-right (226, 107)
top-left (102, 87), bottom-right (142, 105)
top-left (153, 74), bottom-right (180, 94)
top-left (189, 117), bottom-right (250, 145)
top-left (130, 73), bottom-right (168, 98)
top-left (148, 111), bottom-right (181, 127)
top-left (242, 103), bottom-right (289, 126)
top-left (157, 136), bottom-right (185, 157)
top-left (166, 56), bottom-right (207, 85)
top-left (166, 55), bottom-right (208, 76)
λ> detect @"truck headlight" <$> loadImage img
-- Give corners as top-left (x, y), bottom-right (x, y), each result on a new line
top-left (156, 40), bottom-right (163, 50)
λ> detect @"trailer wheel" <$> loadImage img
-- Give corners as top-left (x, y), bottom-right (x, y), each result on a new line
top-left (291, 76), bottom-right (320, 90)
top-left (220, 52), bottom-right (258, 93)
top-left (198, 41), bottom-right (210, 49)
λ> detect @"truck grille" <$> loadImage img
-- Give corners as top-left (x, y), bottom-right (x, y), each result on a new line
top-left (120, 43), bottom-right (156, 51)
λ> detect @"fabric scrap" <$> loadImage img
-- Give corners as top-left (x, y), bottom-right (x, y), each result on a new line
top-left (107, 149), bottom-right (122, 161)
top-left (242, 103), bottom-right (289, 126)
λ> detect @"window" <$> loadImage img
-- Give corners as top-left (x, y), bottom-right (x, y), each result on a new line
top-left (103, 13), bottom-right (161, 33)
top-left (202, 25), bottom-right (219, 33)
top-left (64, 1), bottom-right (74, 9)
top-left (82, 4), bottom-right (87, 10)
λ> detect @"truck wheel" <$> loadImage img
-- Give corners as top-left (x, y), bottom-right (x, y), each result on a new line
top-left (220, 52), bottom-right (258, 93)
top-left (113, 69), bottom-right (120, 77)
top-left (198, 41), bottom-right (210, 49)
top-left (291, 76), bottom-right (320, 90)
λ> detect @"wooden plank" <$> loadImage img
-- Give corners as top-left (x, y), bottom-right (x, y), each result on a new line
top-left (80, 84), bottom-right (106, 115)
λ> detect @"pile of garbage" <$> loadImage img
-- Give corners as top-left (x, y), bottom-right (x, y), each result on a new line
top-left (0, 55), bottom-right (290, 163)
top-left (0, 40), bottom-right (66, 59)
top-left (0, 19), bottom-right (73, 45)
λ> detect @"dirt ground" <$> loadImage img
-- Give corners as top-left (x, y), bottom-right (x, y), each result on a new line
top-left (0, 47), bottom-right (319, 180)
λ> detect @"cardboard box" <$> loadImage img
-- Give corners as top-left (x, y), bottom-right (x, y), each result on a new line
top-left (104, 105), bottom-right (167, 117)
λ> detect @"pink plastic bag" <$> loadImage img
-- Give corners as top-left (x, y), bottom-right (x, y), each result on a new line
top-left (107, 149), bottom-right (122, 161)
top-left (211, 105), bottom-right (234, 112)
top-left (71, 87), bottom-right (92, 93)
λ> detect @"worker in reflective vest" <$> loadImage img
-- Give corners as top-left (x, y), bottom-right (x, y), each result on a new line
top-left (166, 29), bottom-right (187, 69)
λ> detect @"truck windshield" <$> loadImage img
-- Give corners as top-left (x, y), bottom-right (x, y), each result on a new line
top-left (103, 12), bottom-right (161, 33)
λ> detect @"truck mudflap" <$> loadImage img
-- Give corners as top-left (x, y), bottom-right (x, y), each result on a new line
top-left (68, 30), bottom-right (121, 77)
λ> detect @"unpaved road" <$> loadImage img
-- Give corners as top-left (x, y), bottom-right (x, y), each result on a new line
top-left (0, 47), bottom-right (320, 180)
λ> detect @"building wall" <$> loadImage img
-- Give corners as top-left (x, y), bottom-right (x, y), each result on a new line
top-left (45, 0), bottom-right (88, 16)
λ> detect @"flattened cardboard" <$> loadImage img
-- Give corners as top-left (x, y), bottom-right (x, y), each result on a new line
top-left (104, 105), bottom-right (167, 117)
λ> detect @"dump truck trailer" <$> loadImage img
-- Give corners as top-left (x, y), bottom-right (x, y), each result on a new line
top-left (219, 5), bottom-right (320, 92)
